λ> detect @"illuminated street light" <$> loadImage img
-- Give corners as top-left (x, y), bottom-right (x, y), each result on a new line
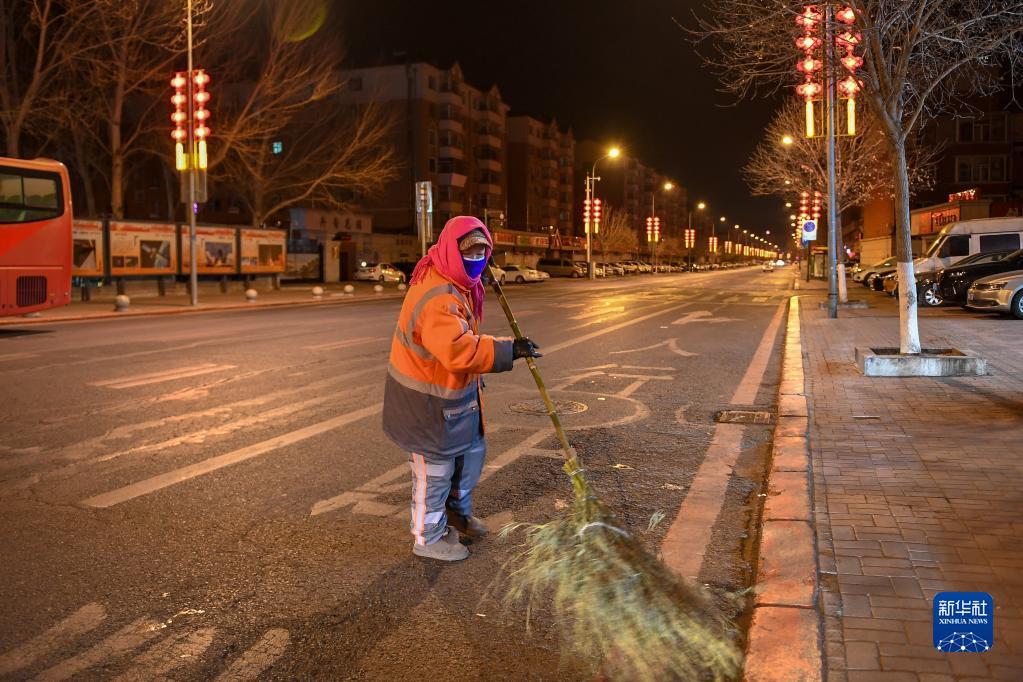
top-left (781, 134), bottom-right (795, 146)
top-left (697, 201), bottom-right (706, 210)
top-left (585, 146), bottom-right (622, 278)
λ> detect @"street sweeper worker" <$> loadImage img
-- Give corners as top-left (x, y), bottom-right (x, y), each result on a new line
top-left (383, 216), bottom-right (541, 561)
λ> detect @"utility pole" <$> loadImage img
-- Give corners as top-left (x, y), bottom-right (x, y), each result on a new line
top-left (825, 3), bottom-right (839, 318)
top-left (186, 0), bottom-right (197, 306)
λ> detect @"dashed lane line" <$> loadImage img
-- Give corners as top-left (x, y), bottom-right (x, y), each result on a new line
top-left (0, 603), bottom-right (106, 676)
top-left (81, 404), bottom-right (383, 508)
top-left (90, 364), bottom-right (237, 389)
top-left (214, 629), bottom-right (290, 682)
top-left (111, 627), bottom-right (215, 682)
top-left (31, 616), bottom-right (164, 682)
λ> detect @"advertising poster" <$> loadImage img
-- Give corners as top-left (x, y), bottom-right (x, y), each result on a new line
top-left (72, 219), bottom-right (105, 277)
top-left (181, 226), bottom-right (237, 274)
top-left (240, 229), bottom-right (286, 273)
top-left (109, 222), bottom-right (177, 276)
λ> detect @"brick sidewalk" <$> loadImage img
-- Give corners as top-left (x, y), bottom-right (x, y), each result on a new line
top-left (799, 282), bottom-right (1023, 680)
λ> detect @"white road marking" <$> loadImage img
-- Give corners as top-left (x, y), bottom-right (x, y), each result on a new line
top-left (0, 603), bottom-right (106, 676)
top-left (542, 302), bottom-right (691, 355)
top-left (661, 300), bottom-right (788, 580)
top-left (0, 352), bottom-right (37, 362)
top-left (81, 404), bottom-right (383, 508)
top-left (569, 306), bottom-right (625, 320)
top-left (112, 627), bottom-right (215, 681)
top-left (303, 336), bottom-right (386, 351)
top-left (752, 296), bottom-right (768, 303)
top-left (671, 310), bottom-right (740, 326)
top-left (32, 616), bottom-right (164, 682)
top-left (610, 339), bottom-right (697, 358)
top-left (730, 302), bottom-right (786, 405)
top-left (214, 629), bottom-right (290, 682)
top-left (91, 364), bottom-right (237, 389)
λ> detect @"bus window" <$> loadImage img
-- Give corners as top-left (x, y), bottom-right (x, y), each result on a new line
top-left (0, 170), bottom-right (63, 223)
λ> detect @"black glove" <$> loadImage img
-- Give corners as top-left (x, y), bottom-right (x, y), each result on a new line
top-left (513, 337), bottom-right (542, 360)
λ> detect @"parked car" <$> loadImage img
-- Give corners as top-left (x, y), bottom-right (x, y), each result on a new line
top-left (601, 262), bottom-right (625, 276)
top-left (618, 261), bottom-right (639, 274)
top-left (936, 249), bottom-right (1023, 306)
top-left (854, 256), bottom-right (897, 284)
top-left (536, 257), bottom-right (585, 278)
top-left (866, 264), bottom-right (897, 291)
top-left (502, 264), bottom-right (545, 283)
top-left (635, 261), bottom-right (653, 273)
top-left (354, 262), bottom-right (405, 283)
top-left (762, 261), bottom-right (775, 272)
top-left (883, 250), bottom-right (1014, 303)
top-left (487, 264), bottom-right (507, 285)
top-left (966, 270), bottom-right (1023, 319)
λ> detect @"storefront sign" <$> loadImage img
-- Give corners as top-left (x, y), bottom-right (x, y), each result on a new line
top-left (109, 221), bottom-right (177, 276)
top-left (72, 219), bottom-right (105, 277)
top-left (240, 229), bottom-right (286, 273)
top-left (181, 226), bottom-right (237, 274)
top-left (930, 207), bottom-right (961, 233)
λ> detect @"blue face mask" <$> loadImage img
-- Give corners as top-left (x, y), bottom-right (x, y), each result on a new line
top-left (462, 253), bottom-right (487, 280)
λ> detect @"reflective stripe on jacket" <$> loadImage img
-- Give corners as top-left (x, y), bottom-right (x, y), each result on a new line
top-left (382, 268), bottom-right (514, 456)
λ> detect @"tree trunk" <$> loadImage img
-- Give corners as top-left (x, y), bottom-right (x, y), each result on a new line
top-left (891, 138), bottom-right (921, 354)
top-left (72, 129), bottom-right (97, 216)
top-left (835, 211), bottom-right (848, 303)
top-left (5, 121), bottom-right (20, 157)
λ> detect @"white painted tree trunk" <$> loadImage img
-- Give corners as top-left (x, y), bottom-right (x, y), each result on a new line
top-left (838, 263), bottom-right (848, 302)
top-left (892, 139), bottom-right (921, 354)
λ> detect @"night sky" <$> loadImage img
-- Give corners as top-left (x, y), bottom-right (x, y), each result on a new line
top-left (337, 0), bottom-right (786, 244)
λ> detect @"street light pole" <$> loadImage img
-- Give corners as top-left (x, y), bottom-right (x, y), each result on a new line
top-left (825, 2), bottom-right (839, 318)
top-left (585, 148), bottom-right (619, 280)
top-left (186, 0), bottom-right (198, 307)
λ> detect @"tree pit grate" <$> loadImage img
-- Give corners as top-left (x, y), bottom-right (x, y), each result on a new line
top-left (508, 399), bottom-right (589, 416)
top-left (714, 410), bottom-right (774, 425)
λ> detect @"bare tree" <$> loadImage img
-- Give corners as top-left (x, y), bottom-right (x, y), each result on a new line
top-left (698, 0), bottom-right (1023, 353)
top-left (200, 1), bottom-right (398, 226)
top-left (0, 0), bottom-right (104, 157)
top-left (597, 206), bottom-right (639, 261)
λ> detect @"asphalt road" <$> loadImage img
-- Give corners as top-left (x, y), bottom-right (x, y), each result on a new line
top-left (0, 266), bottom-right (795, 681)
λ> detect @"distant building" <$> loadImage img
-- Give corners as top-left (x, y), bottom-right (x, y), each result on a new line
top-left (506, 116), bottom-right (574, 233)
top-left (338, 62), bottom-right (510, 234)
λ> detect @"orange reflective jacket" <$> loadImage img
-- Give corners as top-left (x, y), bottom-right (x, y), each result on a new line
top-left (382, 268), bottom-right (514, 456)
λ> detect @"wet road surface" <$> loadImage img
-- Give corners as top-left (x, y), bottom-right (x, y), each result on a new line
top-left (0, 266), bottom-right (795, 680)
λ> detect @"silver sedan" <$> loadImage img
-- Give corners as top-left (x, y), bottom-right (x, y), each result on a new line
top-left (965, 269), bottom-right (1023, 319)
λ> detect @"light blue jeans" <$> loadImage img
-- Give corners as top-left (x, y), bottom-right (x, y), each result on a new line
top-left (408, 439), bottom-right (486, 545)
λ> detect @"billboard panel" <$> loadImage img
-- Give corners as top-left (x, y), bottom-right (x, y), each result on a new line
top-left (181, 226), bottom-right (237, 274)
top-left (240, 229), bottom-right (286, 273)
top-left (110, 221), bottom-right (177, 276)
top-left (72, 219), bottom-right (105, 277)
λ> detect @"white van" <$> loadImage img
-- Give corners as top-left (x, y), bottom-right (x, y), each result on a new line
top-left (916, 217), bottom-right (1023, 273)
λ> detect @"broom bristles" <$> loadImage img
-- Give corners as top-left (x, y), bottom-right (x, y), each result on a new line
top-left (499, 462), bottom-right (743, 681)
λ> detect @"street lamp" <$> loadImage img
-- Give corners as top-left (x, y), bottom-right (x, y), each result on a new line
top-left (650, 180), bottom-right (674, 271)
top-left (585, 146), bottom-right (621, 279)
top-left (688, 200), bottom-right (706, 269)
top-left (781, 134), bottom-right (795, 146)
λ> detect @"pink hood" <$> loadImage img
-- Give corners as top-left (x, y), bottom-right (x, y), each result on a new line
top-left (409, 216), bottom-right (493, 320)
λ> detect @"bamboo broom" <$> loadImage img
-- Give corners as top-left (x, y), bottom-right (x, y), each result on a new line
top-left (486, 263), bottom-right (742, 681)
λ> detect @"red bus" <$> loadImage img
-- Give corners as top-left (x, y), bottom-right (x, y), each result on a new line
top-left (0, 157), bottom-right (73, 317)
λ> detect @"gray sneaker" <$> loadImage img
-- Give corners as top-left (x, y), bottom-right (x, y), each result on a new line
top-left (449, 513), bottom-right (489, 539)
top-left (413, 526), bottom-right (469, 561)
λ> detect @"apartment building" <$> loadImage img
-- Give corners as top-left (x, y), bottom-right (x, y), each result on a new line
top-left (338, 62), bottom-right (510, 233)
top-left (506, 116), bottom-right (574, 233)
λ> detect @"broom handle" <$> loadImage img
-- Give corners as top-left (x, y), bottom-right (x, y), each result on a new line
top-left (486, 263), bottom-right (575, 462)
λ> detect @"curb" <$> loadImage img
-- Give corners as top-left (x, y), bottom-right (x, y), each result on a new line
top-left (743, 296), bottom-right (824, 682)
top-left (0, 292), bottom-right (406, 326)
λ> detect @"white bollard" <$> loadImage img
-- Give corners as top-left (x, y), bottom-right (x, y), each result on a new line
top-left (245, 288), bottom-right (258, 303)
top-left (113, 294), bottom-right (130, 312)
top-left (312, 286), bottom-right (324, 299)
top-left (373, 284), bottom-right (384, 295)
top-left (397, 283), bottom-right (407, 292)
top-left (343, 284), bottom-right (355, 297)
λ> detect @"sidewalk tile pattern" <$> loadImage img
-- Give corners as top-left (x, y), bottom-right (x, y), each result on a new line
top-left (801, 290), bottom-right (1023, 681)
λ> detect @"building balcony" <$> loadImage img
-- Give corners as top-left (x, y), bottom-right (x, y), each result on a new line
top-left (438, 89), bottom-right (462, 107)
top-left (479, 108), bottom-right (503, 126)
top-left (439, 145), bottom-right (464, 160)
top-left (476, 133), bottom-right (502, 148)
top-left (477, 157), bottom-right (502, 172)
top-left (478, 182), bottom-right (502, 196)
top-left (438, 118), bottom-right (464, 134)
top-left (436, 172), bottom-right (467, 188)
